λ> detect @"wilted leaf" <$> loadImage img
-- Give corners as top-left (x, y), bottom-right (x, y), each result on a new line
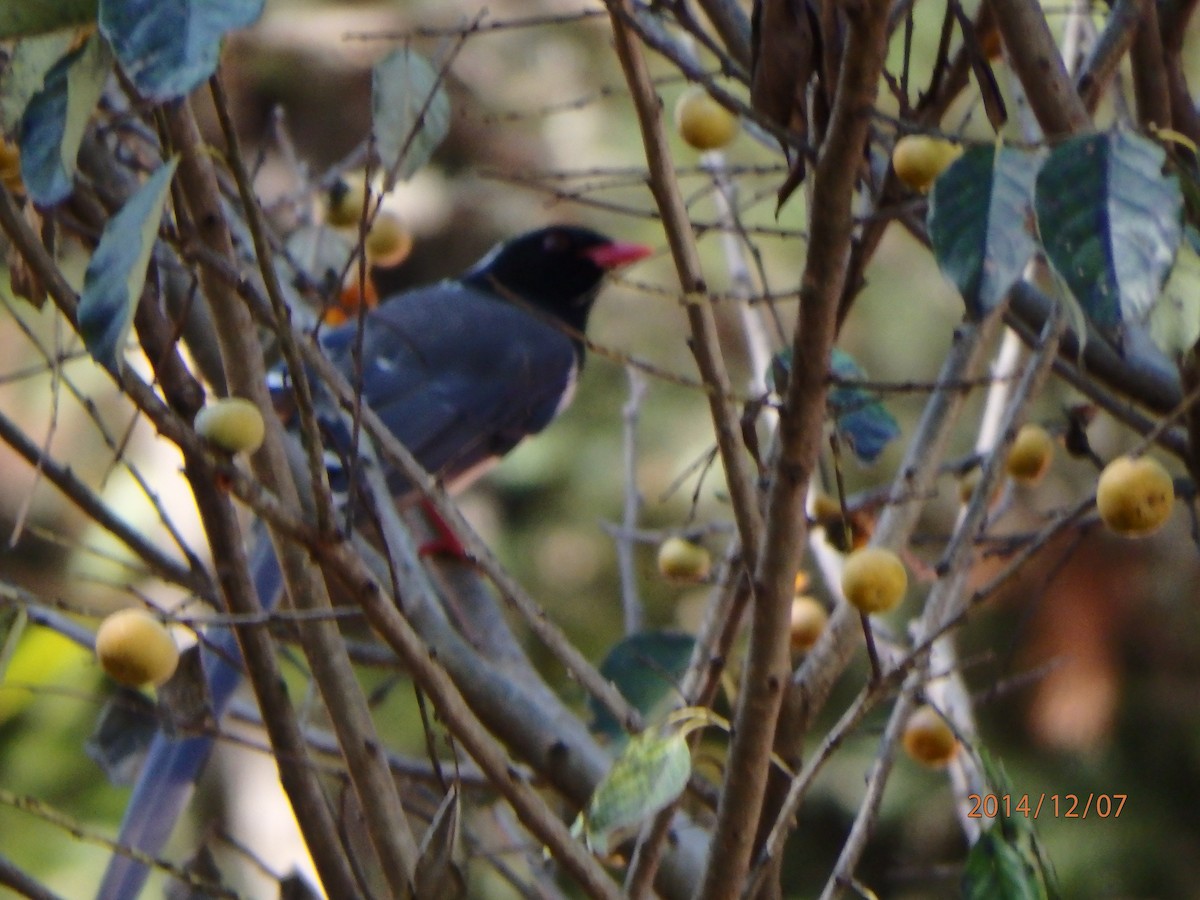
top-left (750, 0), bottom-right (818, 207)
top-left (99, 0), bottom-right (264, 102)
top-left (78, 157), bottom-right (178, 371)
top-left (750, 0), bottom-right (815, 141)
top-left (928, 143), bottom-right (1041, 319)
top-left (589, 630), bottom-right (694, 741)
top-left (1036, 130), bottom-right (1183, 344)
top-left (414, 787), bottom-right (465, 900)
top-left (0, 0), bottom-right (97, 39)
top-left (18, 32), bottom-right (112, 205)
top-left (573, 726), bottom-right (694, 856)
top-left (372, 47), bottom-right (450, 187)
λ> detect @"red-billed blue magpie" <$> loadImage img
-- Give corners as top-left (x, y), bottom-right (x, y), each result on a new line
top-left (97, 225), bottom-right (651, 899)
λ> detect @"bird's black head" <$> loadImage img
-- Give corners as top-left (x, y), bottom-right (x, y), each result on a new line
top-left (463, 225), bottom-right (651, 335)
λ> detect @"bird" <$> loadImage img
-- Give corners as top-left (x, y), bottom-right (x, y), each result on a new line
top-left (96, 224), bottom-right (652, 899)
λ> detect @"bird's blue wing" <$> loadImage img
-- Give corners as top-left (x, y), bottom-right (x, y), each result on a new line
top-left (322, 283), bottom-right (579, 491)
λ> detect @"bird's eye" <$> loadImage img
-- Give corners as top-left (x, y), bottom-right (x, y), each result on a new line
top-left (542, 229), bottom-right (571, 254)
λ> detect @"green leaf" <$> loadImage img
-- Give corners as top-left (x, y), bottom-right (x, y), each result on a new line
top-left (372, 47), bottom-right (450, 186)
top-left (963, 829), bottom-right (1048, 900)
top-left (0, 0), bottom-right (97, 39)
top-left (573, 727), bottom-right (693, 856)
top-left (18, 32), bottom-right (112, 205)
top-left (78, 157), bottom-right (178, 371)
top-left (99, 0), bottom-right (264, 102)
top-left (0, 34), bottom-right (78, 135)
top-left (1035, 130), bottom-right (1183, 344)
top-left (929, 143), bottom-right (1042, 319)
top-left (973, 750), bottom-right (1060, 898)
top-left (828, 348), bottom-right (900, 464)
top-left (589, 630), bottom-right (694, 741)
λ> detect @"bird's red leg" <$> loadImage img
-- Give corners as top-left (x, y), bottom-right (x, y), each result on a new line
top-left (417, 498), bottom-right (469, 559)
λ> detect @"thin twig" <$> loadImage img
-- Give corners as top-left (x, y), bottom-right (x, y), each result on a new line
top-left (165, 96), bottom-right (422, 893)
top-left (617, 366), bottom-right (647, 633)
top-left (0, 407), bottom-right (213, 598)
top-left (819, 309), bottom-right (1066, 897)
top-left (604, 0), bottom-right (765, 562)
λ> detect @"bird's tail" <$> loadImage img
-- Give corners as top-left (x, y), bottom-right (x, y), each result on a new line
top-left (96, 522), bottom-right (283, 900)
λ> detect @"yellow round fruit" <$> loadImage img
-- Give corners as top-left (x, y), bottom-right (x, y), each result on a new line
top-left (902, 704), bottom-right (959, 767)
top-left (841, 546), bottom-right (907, 615)
top-left (674, 85), bottom-right (739, 151)
top-left (1006, 423), bottom-right (1054, 484)
top-left (365, 210), bottom-right (414, 268)
top-left (1096, 455), bottom-right (1174, 537)
top-left (789, 595), bottom-right (829, 652)
top-left (195, 398), bottom-right (266, 454)
top-left (96, 608), bottom-right (180, 687)
top-left (657, 537), bottom-right (712, 583)
top-left (324, 173), bottom-right (374, 228)
top-left (891, 135), bottom-right (963, 192)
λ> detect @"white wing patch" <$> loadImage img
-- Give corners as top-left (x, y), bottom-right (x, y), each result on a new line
top-left (553, 359), bottom-right (579, 417)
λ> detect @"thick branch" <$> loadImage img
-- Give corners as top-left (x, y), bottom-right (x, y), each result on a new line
top-left (162, 100), bottom-right (420, 893)
top-left (697, 0), bottom-right (892, 894)
top-left (990, 0), bottom-right (1091, 136)
top-left (1129, 0), bottom-right (1172, 128)
top-left (1075, 0), bottom-right (1150, 113)
top-left (694, 0), bottom-right (753, 67)
top-left (1161, 0), bottom-right (1200, 143)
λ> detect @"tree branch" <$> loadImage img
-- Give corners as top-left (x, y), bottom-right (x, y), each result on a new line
top-left (1075, 0), bottom-right (1151, 113)
top-left (162, 99), bottom-right (421, 894)
top-left (0, 180), bottom-right (364, 900)
top-left (697, 0), bottom-right (893, 893)
top-left (990, 0), bottom-right (1091, 135)
top-left (819, 310), bottom-right (1065, 897)
top-left (605, 0), bottom-right (766, 569)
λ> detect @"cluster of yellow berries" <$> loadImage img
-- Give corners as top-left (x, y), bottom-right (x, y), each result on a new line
top-left (1000, 423), bottom-right (1175, 536)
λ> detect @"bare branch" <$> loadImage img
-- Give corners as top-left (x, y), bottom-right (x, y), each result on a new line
top-left (699, 0), bottom-right (894, 892)
top-left (163, 97), bottom-right (421, 893)
top-left (991, 0), bottom-right (1091, 135)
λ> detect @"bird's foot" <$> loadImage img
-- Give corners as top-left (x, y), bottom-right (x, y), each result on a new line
top-left (417, 499), bottom-right (469, 559)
